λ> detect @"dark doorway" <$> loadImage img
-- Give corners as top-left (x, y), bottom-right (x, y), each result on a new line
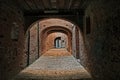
top-left (54, 37), bottom-right (61, 48)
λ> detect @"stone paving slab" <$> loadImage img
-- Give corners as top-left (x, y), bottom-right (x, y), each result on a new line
top-left (13, 49), bottom-right (91, 80)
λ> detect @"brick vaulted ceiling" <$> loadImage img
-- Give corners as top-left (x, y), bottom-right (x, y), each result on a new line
top-left (1, 0), bottom-right (91, 15)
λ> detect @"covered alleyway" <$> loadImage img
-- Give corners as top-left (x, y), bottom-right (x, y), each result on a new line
top-left (0, 0), bottom-right (120, 80)
top-left (16, 17), bottom-right (90, 80)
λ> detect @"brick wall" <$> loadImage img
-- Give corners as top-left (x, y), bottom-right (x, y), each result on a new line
top-left (84, 0), bottom-right (120, 79)
top-left (0, 2), bottom-right (25, 80)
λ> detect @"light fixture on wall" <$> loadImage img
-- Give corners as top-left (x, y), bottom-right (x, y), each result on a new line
top-left (11, 22), bottom-right (19, 41)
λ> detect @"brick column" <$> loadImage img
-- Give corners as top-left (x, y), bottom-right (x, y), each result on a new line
top-left (26, 30), bottom-right (30, 66)
top-left (37, 23), bottom-right (39, 58)
top-left (76, 28), bottom-right (80, 59)
top-left (72, 25), bottom-right (76, 58)
top-left (38, 23), bottom-right (41, 56)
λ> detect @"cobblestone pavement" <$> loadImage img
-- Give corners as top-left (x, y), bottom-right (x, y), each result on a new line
top-left (13, 49), bottom-right (91, 80)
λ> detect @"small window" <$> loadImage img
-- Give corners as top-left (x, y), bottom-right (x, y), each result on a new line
top-left (86, 16), bottom-right (91, 34)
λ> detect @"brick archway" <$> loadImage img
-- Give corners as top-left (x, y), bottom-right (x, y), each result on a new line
top-left (40, 26), bottom-right (72, 54)
top-left (25, 18), bottom-right (85, 64)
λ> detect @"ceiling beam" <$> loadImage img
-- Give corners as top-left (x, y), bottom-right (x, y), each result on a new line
top-left (48, 0), bottom-right (52, 9)
top-left (42, 0), bottom-right (51, 9)
top-left (68, 0), bottom-right (73, 9)
top-left (56, 0), bottom-right (60, 9)
top-left (40, 0), bottom-right (45, 9)
top-left (80, 0), bottom-right (91, 9)
top-left (11, 0), bottom-right (30, 11)
top-left (32, 0), bottom-right (39, 9)
top-left (33, 0), bottom-right (43, 10)
top-left (50, 0), bottom-right (57, 9)
top-left (24, 0), bottom-right (33, 10)
top-left (64, 0), bottom-right (69, 9)
top-left (72, 0), bottom-right (80, 9)
top-left (57, 0), bottom-right (65, 9)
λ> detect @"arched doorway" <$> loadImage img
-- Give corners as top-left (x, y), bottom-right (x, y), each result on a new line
top-left (54, 37), bottom-right (61, 48)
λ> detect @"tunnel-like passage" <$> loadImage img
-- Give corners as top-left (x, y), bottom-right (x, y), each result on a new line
top-left (25, 18), bottom-right (86, 64)
top-left (1, 1), bottom-right (120, 80)
top-left (13, 18), bottom-right (91, 80)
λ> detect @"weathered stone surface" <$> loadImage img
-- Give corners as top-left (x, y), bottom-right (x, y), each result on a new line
top-left (13, 49), bottom-right (91, 80)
